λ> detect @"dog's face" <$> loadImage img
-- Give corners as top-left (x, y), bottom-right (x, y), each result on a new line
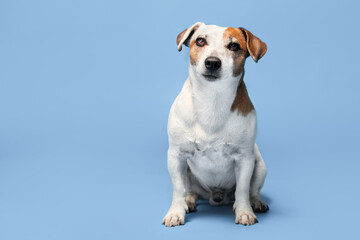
top-left (177, 23), bottom-right (267, 82)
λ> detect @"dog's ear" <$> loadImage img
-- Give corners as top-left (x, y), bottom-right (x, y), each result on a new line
top-left (177, 22), bottom-right (204, 51)
top-left (239, 28), bottom-right (267, 63)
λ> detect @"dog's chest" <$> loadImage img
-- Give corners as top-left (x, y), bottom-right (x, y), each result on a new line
top-left (187, 142), bottom-right (239, 190)
top-left (169, 78), bottom-right (257, 190)
top-left (183, 105), bottom-right (255, 190)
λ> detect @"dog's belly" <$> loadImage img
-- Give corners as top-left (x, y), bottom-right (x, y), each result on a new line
top-left (187, 143), bottom-right (237, 190)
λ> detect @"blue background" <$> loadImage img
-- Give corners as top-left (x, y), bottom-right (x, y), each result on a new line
top-left (1, 0), bottom-right (359, 239)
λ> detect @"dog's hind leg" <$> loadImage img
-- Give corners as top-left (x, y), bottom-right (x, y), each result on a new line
top-left (186, 193), bottom-right (197, 212)
top-left (250, 144), bottom-right (269, 212)
top-left (186, 166), bottom-right (209, 212)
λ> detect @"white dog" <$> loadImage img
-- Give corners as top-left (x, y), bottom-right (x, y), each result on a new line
top-left (162, 22), bottom-right (268, 227)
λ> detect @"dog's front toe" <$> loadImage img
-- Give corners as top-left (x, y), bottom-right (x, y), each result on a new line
top-left (235, 209), bottom-right (258, 225)
top-left (251, 199), bottom-right (269, 213)
top-left (162, 205), bottom-right (186, 227)
top-left (162, 212), bottom-right (185, 227)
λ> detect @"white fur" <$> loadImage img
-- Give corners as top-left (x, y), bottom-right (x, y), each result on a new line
top-left (163, 23), bottom-right (267, 227)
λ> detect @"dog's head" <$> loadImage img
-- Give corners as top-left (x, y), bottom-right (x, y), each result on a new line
top-left (177, 22), bottom-right (267, 81)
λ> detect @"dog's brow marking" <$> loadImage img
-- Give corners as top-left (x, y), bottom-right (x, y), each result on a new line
top-left (189, 39), bottom-right (205, 65)
top-left (231, 72), bottom-right (254, 116)
top-left (223, 27), bottom-right (248, 77)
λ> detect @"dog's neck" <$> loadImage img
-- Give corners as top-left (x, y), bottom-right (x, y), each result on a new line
top-left (188, 67), bottom-right (244, 133)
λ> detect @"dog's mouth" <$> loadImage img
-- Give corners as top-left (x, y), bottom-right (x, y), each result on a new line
top-left (202, 73), bottom-right (219, 81)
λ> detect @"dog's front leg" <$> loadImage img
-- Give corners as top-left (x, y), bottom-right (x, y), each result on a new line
top-left (162, 148), bottom-right (189, 227)
top-left (233, 153), bottom-right (258, 225)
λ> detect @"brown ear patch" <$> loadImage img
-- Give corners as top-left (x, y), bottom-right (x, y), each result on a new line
top-left (239, 28), bottom-right (267, 63)
top-left (176, 25), bottom-right (199, 51)
top-left (176, 29), bottom-right (187, 46)
top-left (231, 73), bottom-right (254, 116)
top-left (223, 28), bottom-right (248, 77)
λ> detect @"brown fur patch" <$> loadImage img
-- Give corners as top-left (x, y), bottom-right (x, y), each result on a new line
top-left (176, 29), bottom-right (187, 46)
top-left (231, 72), bottom-right (254, 116)
top-left (189, 39), bottom-right (206, 65)
top-left (223, 27), bottom-right (248, 77)
top-left (239, 28), bottom-right (267, 63)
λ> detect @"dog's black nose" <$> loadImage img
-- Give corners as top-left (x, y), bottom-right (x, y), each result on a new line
top-left (205, 57), bottom-right (221, 71)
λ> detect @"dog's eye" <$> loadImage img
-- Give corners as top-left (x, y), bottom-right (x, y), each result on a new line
top-left (195, 38), bottom-right (206, 47)
top-left (227, 42), bottom-right (240, 51)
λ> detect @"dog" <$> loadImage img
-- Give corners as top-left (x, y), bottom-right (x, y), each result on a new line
top-left (162, 22), bottom-right (268, 227)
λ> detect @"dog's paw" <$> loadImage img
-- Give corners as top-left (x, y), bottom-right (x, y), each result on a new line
top-left (234, 207), bottom-right (258, 225)
top-left (186, 194), bottom-right (197, 212)
top-left (162, 202), bottom-right (187, 227)
top-left (187, 201), bottom-right (196, 212)
top-left (251, 198), bottom-right (269, 213)
top-left (162, 209), bottom-right (185, 227)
